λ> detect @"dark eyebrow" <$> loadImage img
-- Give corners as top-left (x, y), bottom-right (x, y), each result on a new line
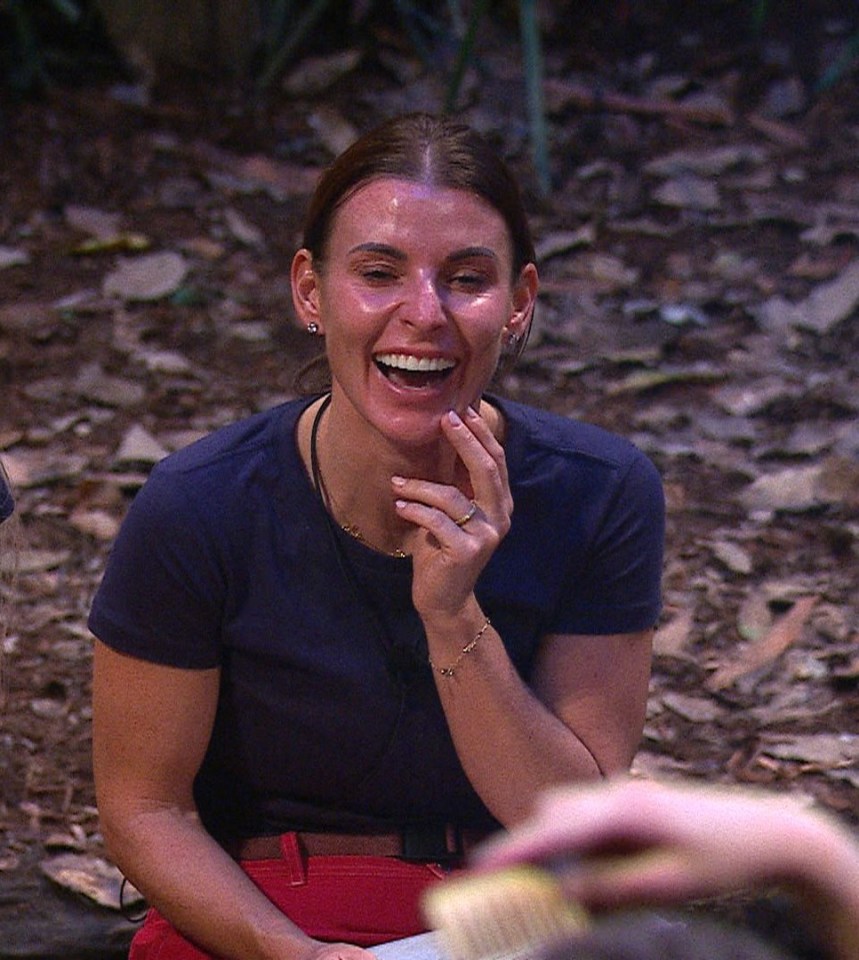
top-left (347, 243), bottom-right (500, 263)
top-left (348, 243), bottom-right (406, 260)
top-left (448, 246), bottom-right (499, 263)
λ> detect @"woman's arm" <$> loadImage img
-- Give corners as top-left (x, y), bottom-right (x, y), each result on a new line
top-left (426, 612), bottom-right (652, 825)
top-left (476, 778), bottom-right (859, 960)
top-left (92, 640), bottom-right (371, 960)
top-left (394, 406), bottom-right (653, 826)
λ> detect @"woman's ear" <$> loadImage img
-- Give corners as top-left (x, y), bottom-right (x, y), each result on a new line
top-left (291, 249), bottom-right (324, 334)
top-left (506, 262), bottom-right (539, 341)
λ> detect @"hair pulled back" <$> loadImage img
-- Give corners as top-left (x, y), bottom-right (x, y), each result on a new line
top-left (301, 113), bottom-right (535, 278)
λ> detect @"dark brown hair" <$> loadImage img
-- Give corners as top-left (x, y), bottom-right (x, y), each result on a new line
top-left (301, 112), bottom-right (536, 279)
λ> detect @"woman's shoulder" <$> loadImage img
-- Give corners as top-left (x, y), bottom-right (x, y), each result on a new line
top-left (152, 396), bottom-right (309, 480)
top-left (494, 394), bottom-right (652, 471)
top-left (126, 397), bottom-right (313, 529)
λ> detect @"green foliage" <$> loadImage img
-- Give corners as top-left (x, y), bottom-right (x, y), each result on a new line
top-left (253, 0), bottom-right (551, 193)
top-left (0, 0), bottom-right (119, 92)
top-left (1, 0), bottom-right (80, 90)
top-left (744, 0), bottom-right (859, 92)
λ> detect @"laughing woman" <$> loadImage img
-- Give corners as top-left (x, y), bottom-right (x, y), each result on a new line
top-left (89, 113), bottom-right (665, 960)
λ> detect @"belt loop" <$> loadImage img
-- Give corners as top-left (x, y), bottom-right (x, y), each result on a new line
top-left (278, 832), bottom-right (308, 886)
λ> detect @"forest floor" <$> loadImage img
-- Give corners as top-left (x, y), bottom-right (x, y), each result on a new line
top-left (0, 3), bottom-right (857, 957)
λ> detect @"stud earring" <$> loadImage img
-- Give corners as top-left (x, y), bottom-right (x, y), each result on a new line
top-left (306, 322), bottom-right (320, 335)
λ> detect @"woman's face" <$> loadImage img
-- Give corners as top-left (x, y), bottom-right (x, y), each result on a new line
top-left (292, 177), bottom-right (537, 448)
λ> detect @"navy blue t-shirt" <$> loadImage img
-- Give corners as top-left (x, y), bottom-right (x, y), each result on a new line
top-left (88, 395), bottom-right (664, 839)
top-left (0, 471), bottom-right (13, 524)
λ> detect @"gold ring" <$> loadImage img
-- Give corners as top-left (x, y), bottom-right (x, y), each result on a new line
top-left (454, 501), bottom-right (478, 527)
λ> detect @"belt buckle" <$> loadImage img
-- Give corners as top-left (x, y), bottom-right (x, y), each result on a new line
top-left (401, 823), bottom-right (461, 863)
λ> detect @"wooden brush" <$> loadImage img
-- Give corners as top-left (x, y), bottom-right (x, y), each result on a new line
top-left (421, 865), bottom-right (589, 960)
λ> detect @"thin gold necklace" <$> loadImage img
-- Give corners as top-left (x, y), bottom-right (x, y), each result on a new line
top-left (310, 395), bottom-right (408, 559)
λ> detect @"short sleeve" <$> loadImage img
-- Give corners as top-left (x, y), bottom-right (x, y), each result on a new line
top-left (88, 465), bottom-right (226, 668)
top-left (554, 450), bottom-right (665, 636)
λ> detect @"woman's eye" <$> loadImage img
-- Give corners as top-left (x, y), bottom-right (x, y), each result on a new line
top-left (360, 266), bottom-right (397, 283)
top-left (449, 271), bottom-right (487, 290)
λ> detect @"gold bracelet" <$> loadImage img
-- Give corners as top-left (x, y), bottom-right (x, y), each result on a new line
top-left (429, 617), bottom-right (491, 678)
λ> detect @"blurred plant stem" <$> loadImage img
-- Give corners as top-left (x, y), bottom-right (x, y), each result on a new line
top-left (4, 0), bottom-right (82, 90)
top-left (445, 0), bottom-right (550, 195)
top-left (256, 0), bottom-right (332, 92)
top-left (519, 0), bottom-right (549, 195)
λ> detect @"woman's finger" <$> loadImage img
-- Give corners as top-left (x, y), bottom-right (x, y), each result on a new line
top-left (439, 409), bottom-right (512, 517)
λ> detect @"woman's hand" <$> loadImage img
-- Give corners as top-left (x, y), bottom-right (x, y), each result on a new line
top-left (306, 943), bottom-right (380, 960)
top-left (392, 405), bottom-right (512, 621)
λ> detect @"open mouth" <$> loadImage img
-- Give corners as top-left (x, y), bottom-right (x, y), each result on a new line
top-left (374, 353), bottom-right (456, 389)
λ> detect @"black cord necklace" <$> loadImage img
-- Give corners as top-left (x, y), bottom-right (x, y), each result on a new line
top-left (308, 393), bottom-right (427, 689)
top-left (310, 393), bottom-right (406, 558)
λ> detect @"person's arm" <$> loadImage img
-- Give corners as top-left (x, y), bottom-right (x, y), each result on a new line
top-left (92, 640), bottom-right (373, 960)
top-left (393, 406), bottom-right (653, 826)
top-left (475, 778), bottom-right (859, 960)
top-left (427, 612), bottom-right (651, 825)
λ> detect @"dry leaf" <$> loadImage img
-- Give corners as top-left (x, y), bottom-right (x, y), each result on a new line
top-left (653, 608), bottom-right (695, 659)
top-left (706, 596), bottom-right (819, 691)
top-left (41, 854), bottom-right (144, 911)
top-left (102, 251), bottom-right (188, 302)
top-left (760, 733), bottom-right (859, 768)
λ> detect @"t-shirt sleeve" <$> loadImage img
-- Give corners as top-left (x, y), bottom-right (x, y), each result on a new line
top-left (88, 465), bottom-right (225, 668)
top-left (554, 450), bottom-right (665, 636)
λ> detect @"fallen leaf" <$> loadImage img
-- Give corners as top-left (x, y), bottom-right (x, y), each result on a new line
top-left (64, 204), bottom-right (121, 239)
top-left (0, 246), bottom-right (30, 269)
top-left (75, 362), bottom-right (147, 407)
top-left (739, 463), bottom-right (845, 513)
top-left (308, 105), bottom-right (359, 156)
top-left (535, 225), bottom-right (596, 261)
top-left (661, 691), bottom-right (723, 722)
top-left (68, 508), bottom-right (121, 541)
top-left (760, 733), bottom-right (859, 768)
top-left (652, 174), bottom-right (721, 211)
top-left (653, 608), bottom-right (695, 659)
top-left (224, 207), bottom-right (264, 248)
top-left (72, 232), bottom-right (151, 255)
top-left (606, 366), bottom-right (723, 396)
top-left (736, 590), bottom-right (773, 642)
top-left (41, 854), bottom-right (145, 911)
top-left (282, 49), bottom-right (362, 95)
top-left (114, 424), bottom-right (168, 467)
top-left (103, 251), bottom-right (189, 302)
top-left (706, 596), bottom-right (818, 691)
top-left (645, 144), bottom-right (767, 178)
top-left (793, 258), bottom-right (859, 334)
top-left (710, 539), bottom-right (753, 575)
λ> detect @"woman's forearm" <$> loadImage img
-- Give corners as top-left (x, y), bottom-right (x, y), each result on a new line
top-left (425, 602), bottom-right (603, 827)
top-left (103, 803), bottom-right (315, 960)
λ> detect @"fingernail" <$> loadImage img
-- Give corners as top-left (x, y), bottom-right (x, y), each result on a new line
top-left (465, 405), bottom-right (479, 420)
top-left (448, 409), bottom-right (462, 426)
top-left (391, 475), bottom-right (405, 487)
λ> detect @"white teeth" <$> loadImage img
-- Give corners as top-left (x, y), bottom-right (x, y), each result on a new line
top-left (375, 353), bottom-right (456, 372)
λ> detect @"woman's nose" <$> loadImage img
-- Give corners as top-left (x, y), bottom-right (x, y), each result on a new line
top-left (404, 276), bottom-right (446, 328)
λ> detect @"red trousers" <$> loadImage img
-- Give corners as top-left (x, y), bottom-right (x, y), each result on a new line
top-left (129, 834), bottom-right (453, 960)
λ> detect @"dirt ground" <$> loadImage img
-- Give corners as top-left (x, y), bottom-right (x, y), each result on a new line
top-left (0, 0), bottom-right (857, 937)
